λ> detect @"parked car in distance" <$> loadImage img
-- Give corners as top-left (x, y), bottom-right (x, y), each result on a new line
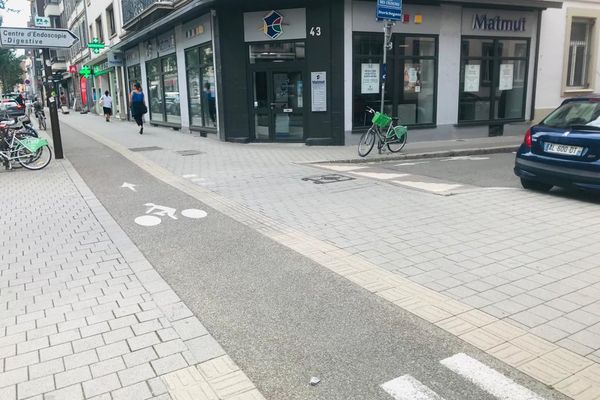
top-left (514, 95), bottom-right (600, 192)
top-left (0, 99), bottom-right (26, 119)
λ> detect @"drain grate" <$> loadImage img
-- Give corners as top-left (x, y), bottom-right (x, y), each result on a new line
top-left (302, 174), bottom-right (355, 184)
top-left (129, 146), bottom-right (163, 152)
top-left (176, 150), bottom-right (204, 156)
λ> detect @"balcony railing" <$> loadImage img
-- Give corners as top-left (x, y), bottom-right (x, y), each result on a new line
top-left (122, 0), bottom-right (174, 29)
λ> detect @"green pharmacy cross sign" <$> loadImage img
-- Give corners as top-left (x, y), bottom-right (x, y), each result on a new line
top-left (88, 38), bottom-right (105, 54)
top-left (79, 66), bottom-right (92, 78)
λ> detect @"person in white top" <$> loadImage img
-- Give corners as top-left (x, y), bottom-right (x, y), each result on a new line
top-left (100, 90), bottom-right (113, 122)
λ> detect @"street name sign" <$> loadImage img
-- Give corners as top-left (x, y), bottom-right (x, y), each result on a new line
top-left (376, 0), bottom-right (402, 21)
top-left (0, 27), bottom-right (78, 49)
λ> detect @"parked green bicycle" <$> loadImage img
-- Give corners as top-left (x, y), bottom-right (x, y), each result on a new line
top-left (358, 107), bottom-right (408, 157)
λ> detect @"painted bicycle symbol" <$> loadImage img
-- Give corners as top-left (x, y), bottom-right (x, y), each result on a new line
top-left (134, 203), bottom-right (207, 227)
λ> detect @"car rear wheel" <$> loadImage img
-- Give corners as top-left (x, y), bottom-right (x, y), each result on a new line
top-left (520, 178), bottom-right (553, 192)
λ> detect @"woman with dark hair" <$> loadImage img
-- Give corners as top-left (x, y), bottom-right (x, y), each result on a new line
top-left (129, 82), bottom-right (147, 134)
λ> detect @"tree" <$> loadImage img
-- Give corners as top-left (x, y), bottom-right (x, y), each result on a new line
top-left (0, 48), bottom-right (25, 93)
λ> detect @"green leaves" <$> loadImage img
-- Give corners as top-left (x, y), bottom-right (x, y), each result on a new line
top-left (0, 48), bottom-right (25, 92)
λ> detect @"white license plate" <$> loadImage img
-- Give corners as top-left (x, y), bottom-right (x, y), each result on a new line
top-left (545, 143), bottom-right (583, 156)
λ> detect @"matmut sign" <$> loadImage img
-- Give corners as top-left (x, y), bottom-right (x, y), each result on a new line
top-left (0, 27), bottom-right (78, 49)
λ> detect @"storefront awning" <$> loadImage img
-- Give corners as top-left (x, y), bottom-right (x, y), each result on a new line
top-left (113, 0), bottom-right (215, 52)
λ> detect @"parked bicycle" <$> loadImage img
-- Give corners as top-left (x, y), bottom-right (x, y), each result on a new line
top-left (0, 122), bottom-right (51, 170)
top-left (358, 107), bottom-right (408, 157)
top-left (0, 115), bottom-right (39, 138)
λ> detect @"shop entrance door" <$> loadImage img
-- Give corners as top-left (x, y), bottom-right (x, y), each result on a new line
top-left (253, 70), bottom-right (304, 141)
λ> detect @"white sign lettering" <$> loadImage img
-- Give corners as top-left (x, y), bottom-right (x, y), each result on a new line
top-left (311, 71), bottom-right (327, 112)
top-left (361, 63), bottom-right (380, 94)
top-left (0, 27), bottom-right (78, 49)
top-left (499, 64), bottom-right (514, 91)
top-left (464, 64), bottom-right (480, 92)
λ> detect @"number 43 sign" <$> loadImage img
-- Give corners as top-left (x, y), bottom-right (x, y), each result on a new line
top-left (309, 26), bottom-right (322, 37)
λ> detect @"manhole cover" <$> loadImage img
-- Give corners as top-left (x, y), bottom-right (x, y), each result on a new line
top-left (302, 174), bottom-right (355, 184)
top-left (129, 146), bottom-right (163, 152)
top-left (177, 150), bottom-right (204, 156)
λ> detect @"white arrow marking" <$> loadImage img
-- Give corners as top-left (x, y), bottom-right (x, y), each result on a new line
top-left (382, 375), bottom-right (446, 400)
top-left (121, 182), bottom-right (137, 192)
top-left (440, 353), bottom-right (545, 400)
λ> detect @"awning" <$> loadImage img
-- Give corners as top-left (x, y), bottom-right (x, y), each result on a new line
top-left (112, 0), bottom-right (215, 52)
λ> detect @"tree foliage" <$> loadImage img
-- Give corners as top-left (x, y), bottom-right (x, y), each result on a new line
top-left (0, 48), bottom-right (25, 92)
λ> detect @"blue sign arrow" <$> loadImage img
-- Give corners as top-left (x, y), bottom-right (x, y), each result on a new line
top-left (376, 0), bottom-right (402, 21)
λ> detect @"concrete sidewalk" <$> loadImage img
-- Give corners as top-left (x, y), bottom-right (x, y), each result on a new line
top-left (0, 158), bottom-right (264, 399)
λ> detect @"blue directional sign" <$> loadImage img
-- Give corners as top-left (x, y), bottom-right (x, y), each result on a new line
top-left (376, 0), bottom-right (402, 21)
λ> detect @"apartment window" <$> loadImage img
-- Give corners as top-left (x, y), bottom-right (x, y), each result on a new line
top-left (107, 5), bottom-right (116, 37)
top-left (95, 17), bottom-right (103, 42)
top-left (567, 18), bottom-right (594, 89)
top-left (89, 25), bottom-right (94, 44)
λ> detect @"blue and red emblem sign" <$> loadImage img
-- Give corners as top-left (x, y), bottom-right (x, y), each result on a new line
top-left (263, 10), bottom-right (284, 39)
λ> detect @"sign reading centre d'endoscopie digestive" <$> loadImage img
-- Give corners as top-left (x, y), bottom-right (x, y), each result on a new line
top-left (0, 27), bottom-right (78, 49)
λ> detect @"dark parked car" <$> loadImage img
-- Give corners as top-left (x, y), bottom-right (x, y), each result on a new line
top-left (0, 98), bottom-right (26, 119)
top-left (514, 95), bottom-right (600, 192)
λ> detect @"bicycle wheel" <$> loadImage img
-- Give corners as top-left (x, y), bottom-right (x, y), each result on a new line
top-left (358, 127), bottom-right (377, 157)
top-left (40, 117), bottom-right (47, 130)
top-left (17, 144), bottom-right (52, 170)
top-left (387, 130), bottom-right (408, 153)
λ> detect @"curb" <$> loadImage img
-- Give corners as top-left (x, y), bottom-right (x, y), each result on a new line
top-left (314, 145), bottom-right (520, 164)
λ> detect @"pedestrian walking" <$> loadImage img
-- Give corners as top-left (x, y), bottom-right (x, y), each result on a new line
top-left (100, 90), bottom-right (113, 122)
top-left (60, 91), bottom-right (69, 114)
top-left (129, 83), bottom-right (147, 135)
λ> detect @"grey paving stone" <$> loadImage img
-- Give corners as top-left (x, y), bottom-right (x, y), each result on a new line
top-left (17, 375), bottom-right (54, 399)
top-left (102, 327), bottom-right (134, 344)
top-left (147, 377), bottom-right (168, 396)
top-left (111, 382), bottom-right (152, 400)
top-left (82, 373), bottom-right (121, 398)
top-left (96, 340), bottom-right (130, 361)
top-left (0, 367), bottom-right (28, 388)
top-left (4, 351), bottom-right (39, 371)
top-left (54, 366), bottom-right (92, 389)
top-left (117, 363), bottom-right (156, 387)
top-left (184, 335), bottom-right (226, 364)
top-left (90, 356), bottom-right (126, 378)
top-left (122, 347), bottom-right (159, 368)
top-left (43, 383), bottom-right (84, 400)
top-left (28, 358), bottom-right (64, 380)
top-left (150, 353), bottom-right (187, 376)
top-left (72, 334), bottom-right (105, 353)
top-left (127, 332), bottom-right (160, 352)
top-left (64, 349), bottom-right (98, 369)
top-left (49, 330), bottom-right (81, 346)
top-left (39, 343), bottom-right (73, 362)
top-left (529, 323), bottom-right (570, 343)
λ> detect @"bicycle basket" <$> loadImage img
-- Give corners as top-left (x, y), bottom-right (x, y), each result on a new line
top-left (19, 137), bottom-right (48, 153)
top-left (372, 112), bottom-right (392, 128)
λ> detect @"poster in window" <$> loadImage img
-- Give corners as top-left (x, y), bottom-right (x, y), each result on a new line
top-left (499, 64), bottom-right (514, 91)
top-left (361, 64), bottom-right (380, 94)
top-left (404, 64), bottom-right (421, 93)
top-left (311, 72), bottom-right (327, 112)
top-left (464, 64), bottom-right (480, 92)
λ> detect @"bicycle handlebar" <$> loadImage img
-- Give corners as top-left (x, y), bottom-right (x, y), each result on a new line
top-left (365, 106), bottom-right (375, 114)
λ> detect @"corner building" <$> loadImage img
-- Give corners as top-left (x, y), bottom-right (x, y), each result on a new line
top-left (116, 0), bottom-right (563, 145)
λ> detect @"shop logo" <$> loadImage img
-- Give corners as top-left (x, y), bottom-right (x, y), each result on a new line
top-left (262, 10), bottom-right (284, 39)
top-left (472, 14), bottom-right (526, 32)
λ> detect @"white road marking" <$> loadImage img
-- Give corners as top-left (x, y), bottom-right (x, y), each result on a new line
top-left (352, 172), bottom-right (410, 180)
top-left (191, 178), bottom-right (206, 182)
top-left (440, 353), bottom-right (545, 400)
top-left (381, 375), bottom-right (446, 400)
top-left (134, 215), bottom-right (162, 227)
top-left (181, 209), bottom-right (208, 219)
top-left (144, 203), bottom-right (178, 220)
top-left (121, 182), bottom-right (137, 192)
top-left (182, 174), bottom-right (197, 178)
top-left (314, 164), bottom-right (368, 172)
top-left (394, 161), bottom-right (430, 166)
top-left (440, 156), bottom-right (490, 162)
top-left (392, 181), bottom-right (462, 193)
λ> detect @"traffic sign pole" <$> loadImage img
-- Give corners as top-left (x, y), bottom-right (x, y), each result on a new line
top-left (380, 21), bottom-right (393, 115)
top-left (36, 0), bottom-right (64, 159)
top-left (375, 0), bottom-right (402, 115)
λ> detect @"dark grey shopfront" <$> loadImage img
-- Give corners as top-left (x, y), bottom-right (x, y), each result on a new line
top-left (213, 0), bottom-right (345, 144)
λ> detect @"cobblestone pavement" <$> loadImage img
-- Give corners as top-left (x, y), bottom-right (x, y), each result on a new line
top-left (0, 160), bottom-right (264, 400)
top-left (59, 113), bottom-right (600, 398)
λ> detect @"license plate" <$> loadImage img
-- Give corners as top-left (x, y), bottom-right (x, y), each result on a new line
top-left (545, 143), bottom-right (583, 156)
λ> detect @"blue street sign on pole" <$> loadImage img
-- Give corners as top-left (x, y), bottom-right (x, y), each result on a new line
top-left (376, 0), bottom-right (402, 21)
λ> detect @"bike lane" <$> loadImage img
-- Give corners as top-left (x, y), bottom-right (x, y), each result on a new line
top-left (61, 123), bottom-right (569, 400)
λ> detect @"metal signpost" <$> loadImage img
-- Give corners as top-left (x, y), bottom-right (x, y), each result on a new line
top-left (376, 0), bottom-right (402, 114)
top-left (0, 9), bottom-right (79, 160)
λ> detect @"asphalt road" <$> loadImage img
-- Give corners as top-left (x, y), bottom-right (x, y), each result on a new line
top-left (61, 124), bottom-right (569, 400)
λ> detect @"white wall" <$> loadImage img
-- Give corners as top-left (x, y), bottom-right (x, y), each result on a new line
top-left (536, 1), bottom-right (600, 118)
top-left (437, 5), bottom-right (462, 125)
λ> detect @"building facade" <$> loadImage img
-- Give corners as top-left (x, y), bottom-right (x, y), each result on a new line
top-left (535, 0), bottom-right (600, 121)
top-left (57, 0), bottom-right (566, 144)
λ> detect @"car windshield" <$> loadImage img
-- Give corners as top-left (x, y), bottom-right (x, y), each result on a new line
top-left (542, 101), bottom-right (600, 129)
